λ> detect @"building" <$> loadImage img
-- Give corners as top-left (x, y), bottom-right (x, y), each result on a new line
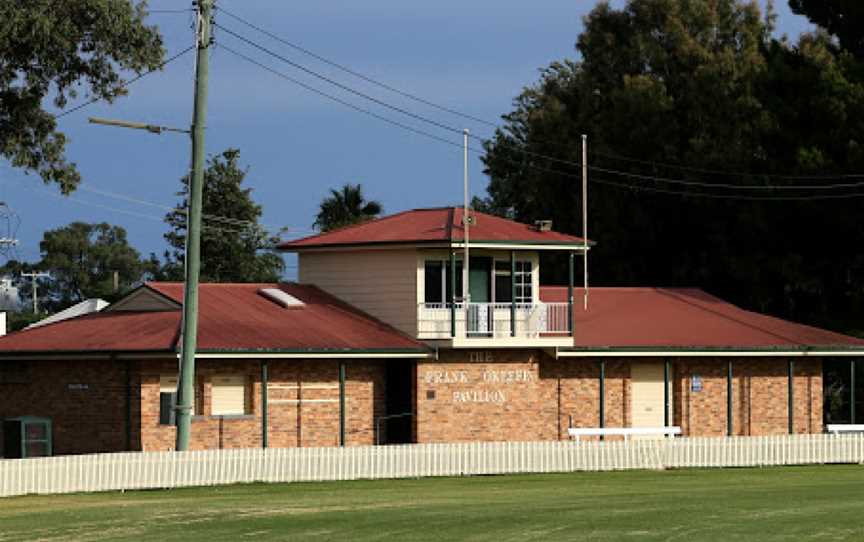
top-left (0, 207), bottom-right (862, 456)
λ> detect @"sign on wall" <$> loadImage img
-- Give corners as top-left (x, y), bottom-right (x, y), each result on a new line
top-left (691, 374), bottom-right (703, 393)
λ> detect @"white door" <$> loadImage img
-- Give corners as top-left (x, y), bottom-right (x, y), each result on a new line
top-left (631, 363), bottom-right (666, 430)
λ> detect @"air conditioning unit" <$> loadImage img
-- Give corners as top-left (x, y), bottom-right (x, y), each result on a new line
top-left (534, 219), bottom-right (553, 232)
top-left (3, 416), bottom-right (52, 458)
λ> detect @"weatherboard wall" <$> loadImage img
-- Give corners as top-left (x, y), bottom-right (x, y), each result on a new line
top-left (298, 250), bottom-right (418, 336)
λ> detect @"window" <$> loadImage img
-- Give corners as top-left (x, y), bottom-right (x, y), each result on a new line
top-left (211, 375), bottom-right (249, 416)
top-left (159, 375), bottom-right (203, 424)
top-left (492, 260), bottom-right (533, 304)
top-left (424, 259), bottom-right (462, 304)
top-left (159, 375), bottom-right (178, 425)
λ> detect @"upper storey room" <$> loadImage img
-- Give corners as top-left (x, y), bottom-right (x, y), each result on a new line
top-left (278, 207), bottom-right (590, 348)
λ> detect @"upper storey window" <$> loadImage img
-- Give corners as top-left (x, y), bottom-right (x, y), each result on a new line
top-left (424, 260), bottom-right (463, 304)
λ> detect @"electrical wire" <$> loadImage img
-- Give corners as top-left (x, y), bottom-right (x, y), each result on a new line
top-left (217, 26), bottom-right (864, 192)
top-left (218, 6), bottom-right (497, 128)
top-left (56, 45), bottom-right (196, 119)
top-left (219, 46), bottom-right (864, 202)
top-left (216, 7), bottom-right (864, 184)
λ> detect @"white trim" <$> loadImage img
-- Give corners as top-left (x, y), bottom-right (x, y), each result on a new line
top-left (557, 349), bottom-right (864, 358)
top-left (451, 242), bottom-right (590, 252)
top-left (269, 399), bottom-right (339, 405)
top-left (190, 352), bottom-right (433, 359)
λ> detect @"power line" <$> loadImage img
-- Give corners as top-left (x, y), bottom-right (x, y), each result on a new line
top-left (218, 26), bottom-right (864, 192)
top-left (56, 45), bottom-right (196, 119)
top-left (217, 6), bottom-right (498, 129)
top-left (218, 47), bottom-right (864, 202)
top-left (217, 43), bottom-right (470, 151)
top-left (216, 8), bottom-right (864, 184)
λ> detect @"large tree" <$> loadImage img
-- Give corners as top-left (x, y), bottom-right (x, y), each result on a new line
top-left (481, 0), bottom-right (864, 333)
top-left (161, 149), bottom-right (285, 282)
top-left (789, 0), bottom-right (864, 58)
top-left (37, 222), bottom-right (148, 309)
top-left (0, 1), bottom-right (163, 193)
top-left (314, 183), bottom-right (382, 232)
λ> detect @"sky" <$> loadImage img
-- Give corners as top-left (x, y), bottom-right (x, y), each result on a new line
top-left (1, 1), bottom-right (814, 280)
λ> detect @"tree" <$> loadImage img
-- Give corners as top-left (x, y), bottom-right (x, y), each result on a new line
top-left (37, 222), bottom-right (148, 309)
top-left (314, 183), bottom-right (382, 232)
top-left (161, 149), bottom-right (285, 283)
top-left (789, 0), bottom-right (864, 58)
top-left (480, 0), bottom-right (864, 334)
top-left (0, 1), bottom-right (163, 193)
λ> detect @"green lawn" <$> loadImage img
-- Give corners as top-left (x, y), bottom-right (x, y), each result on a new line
top-left (1, 466), bottom-right (863, 541)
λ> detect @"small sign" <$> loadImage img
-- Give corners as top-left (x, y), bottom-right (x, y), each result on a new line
top-left (691, 375), bottom-right (703, 393)
top-left (68, 383), bottom-right (89, 391)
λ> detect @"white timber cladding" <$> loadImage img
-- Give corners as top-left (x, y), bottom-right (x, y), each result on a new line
top-left (299, 250), bottom-right (419, 335)
top-left (211, 375), bottom-right (247, 415)
top-left (630, 362), bottom-right (667, 429)
top-left (417, 249), bottom-right (541, 305)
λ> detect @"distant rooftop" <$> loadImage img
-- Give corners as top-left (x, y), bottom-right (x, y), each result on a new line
top-left (278, 207), bottom-right (589, 250)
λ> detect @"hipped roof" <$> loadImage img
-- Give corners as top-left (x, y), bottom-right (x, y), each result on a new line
top-left (279, 207), bottom-right (587, 250)
top-left (0, 282), bottom-right (428, 354)
top-left (540, 286), bottom-right (864, 350)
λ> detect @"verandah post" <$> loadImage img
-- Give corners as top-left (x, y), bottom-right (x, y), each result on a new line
top-left (599, 360), bottom-right (605, 438)
top-left (664, 360), bottom-right (670, 427)
top-left (261, 361), bottom-right (268, 449)
top-left (568, 251), bottom-right (574, 334)
top-left (450, 250), bottom-right (456, 338)
top-left (510, 250), bottom-right (516, 337)
top-left (787, 359), bottom-right (794, 435)
top-left (852, 359), bottom-right (857, 425)
top-left (727, 360), bottom-right (733, 436)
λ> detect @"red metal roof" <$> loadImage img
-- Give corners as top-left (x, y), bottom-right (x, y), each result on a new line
top-left (0, 283), bottom-right (428, 354)
top-left (541, 286), bottom-right (864, 349)
top-left (279, 207), bottom-right (587, 250)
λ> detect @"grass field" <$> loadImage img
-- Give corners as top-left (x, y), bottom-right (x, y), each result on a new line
top-left (1, 465), bottom-right (863, 541)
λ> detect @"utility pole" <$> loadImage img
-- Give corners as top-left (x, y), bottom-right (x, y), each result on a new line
top-left (175, 0), bottom-right (214, 451)
top-left (581, 134), bottom-right (589, 311)
top-left (21, 272), bottom-right (50, 314)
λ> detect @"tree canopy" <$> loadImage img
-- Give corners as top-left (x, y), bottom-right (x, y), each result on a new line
top-left (36, 222), bottom-right (148, 310)
top-left (480, 0), bottom-right (864, 334)
top-left (789, 0), bottom-right (864, 58)
top-left (0, 0), bottom-right (164, 193)
top-left (314, 183), bottom-right (382, 232)
top-left (160, 149), bottom-right (285, 283)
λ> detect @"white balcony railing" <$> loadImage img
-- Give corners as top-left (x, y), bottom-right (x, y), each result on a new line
top-left (417, 302), bottom-right (571, 340)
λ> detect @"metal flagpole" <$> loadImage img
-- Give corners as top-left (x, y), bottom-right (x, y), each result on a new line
top-left (463, 128), bottom-right (470, 332)
top-left (582, 134), bottom-right (589, 310)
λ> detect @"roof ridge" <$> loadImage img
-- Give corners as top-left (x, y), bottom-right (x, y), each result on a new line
top-left (279, 208), bottom-right (419, 248)
top-left (656, 288), bottom-right (808, 345)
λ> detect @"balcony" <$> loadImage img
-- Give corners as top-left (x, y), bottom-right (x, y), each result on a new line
top-left (417, 302), bottom-right (572, 345)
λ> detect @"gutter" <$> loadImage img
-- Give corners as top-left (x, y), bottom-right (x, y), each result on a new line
top-left (556, 346), bottom-right (864, 358)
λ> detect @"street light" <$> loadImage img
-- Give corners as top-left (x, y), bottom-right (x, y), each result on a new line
top-left (88, 116), bottom-right (190, 135)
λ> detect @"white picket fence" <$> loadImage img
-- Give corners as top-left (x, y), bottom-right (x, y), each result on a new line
top-left (1, 434), bottom-right (863, 498)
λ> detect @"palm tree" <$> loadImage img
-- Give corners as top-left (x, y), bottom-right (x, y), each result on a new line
top-left (313, 183), bottom-right (383, 232)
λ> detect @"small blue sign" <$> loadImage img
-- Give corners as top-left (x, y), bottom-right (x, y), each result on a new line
top-left (691, 374), bottom-right (703, 392)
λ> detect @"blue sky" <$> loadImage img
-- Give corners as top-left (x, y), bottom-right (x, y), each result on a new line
top-left (1, 1), bottom-right (813, 279)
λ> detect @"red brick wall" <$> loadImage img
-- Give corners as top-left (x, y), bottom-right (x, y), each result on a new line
top-left (0, 353), bottom-right (827, 457)
top-left (416, 352), bottom-right (823, 443)
top-left (138, 358), bottom-right (387, 452)
top-left (674, 358), bottom-right (822, 436)
top-left (0, 358), bottom-right (132, 456)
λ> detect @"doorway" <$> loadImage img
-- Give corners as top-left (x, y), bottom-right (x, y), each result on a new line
top-left (381, 362), bottom-right (415, 444)
top-left (631, 362), bottom-right (666, 429)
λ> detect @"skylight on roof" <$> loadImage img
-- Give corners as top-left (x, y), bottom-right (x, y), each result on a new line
top-left (258, 288), bottom-right (305, 308)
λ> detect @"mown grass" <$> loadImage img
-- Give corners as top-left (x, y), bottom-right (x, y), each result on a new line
top-left (1, 465), bottom-right (863, 541)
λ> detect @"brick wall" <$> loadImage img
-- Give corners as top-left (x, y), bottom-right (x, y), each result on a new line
top-left (674, 358), bottom-right (822, 436)
top-left (416, 352), bottom-right (823, 443)
top-left (0, 358), bottom-right (132, 457)
top-left (0, 353), bottom-right (827, 457)
top-left (138, 358), bottom-right (387, 452)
